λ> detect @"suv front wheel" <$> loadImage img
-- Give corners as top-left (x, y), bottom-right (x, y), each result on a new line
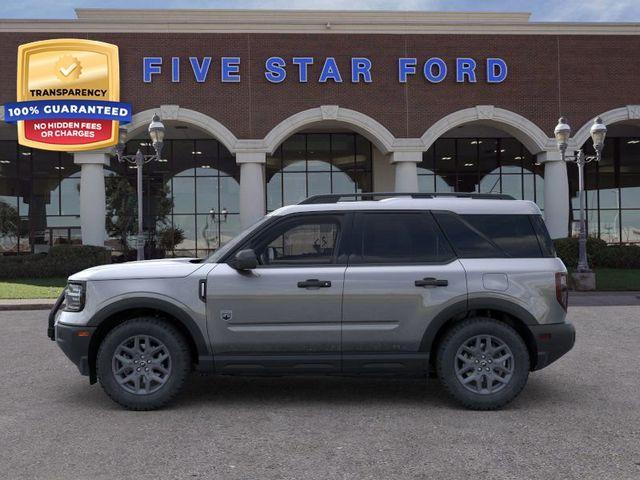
top-left (436, 318), bottom-right (530, 410)
top-left (96, 317), bottom-right (191, 410)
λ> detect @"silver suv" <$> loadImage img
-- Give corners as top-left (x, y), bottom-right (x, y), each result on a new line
top-left (49, 193), bottom-right (574, 411)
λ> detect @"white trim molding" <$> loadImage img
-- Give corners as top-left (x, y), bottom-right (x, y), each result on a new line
top-left (420, 105), bottom-right (554, 154)
top-left (263, 106), bottom-right (396, 155)
top-left (127, 105), bottom-right (239, 154)
top-left (572, 105), bottom-right (640, 148)
top-left (2, 9), bottom-right (640, 35)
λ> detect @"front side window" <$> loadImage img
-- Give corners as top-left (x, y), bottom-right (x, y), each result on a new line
top-left (256, 217), bottom-right (341, 266)
top-left (356, 212), bottom-right (455, 264)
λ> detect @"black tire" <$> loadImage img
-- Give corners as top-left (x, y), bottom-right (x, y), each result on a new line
top-left (96, 317), bottom-right (191, 411)
top-left (436, 317), bottom-right (530, 410)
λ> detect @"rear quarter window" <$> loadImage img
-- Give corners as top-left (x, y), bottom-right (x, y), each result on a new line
top-left (461, 214), bottom-right (545, 258)
top-left (434, 212), bottom-right (553, 258)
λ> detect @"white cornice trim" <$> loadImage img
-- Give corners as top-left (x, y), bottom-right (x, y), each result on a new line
top-left (0, 9), bottom-right (639, 35)
top-left (73, 9), bottom-right (532, 24)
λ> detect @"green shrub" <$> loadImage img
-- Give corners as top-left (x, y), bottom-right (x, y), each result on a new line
top-left (554, 237), bottom-right (640, 269)
top-left (0, 245), bottom-right (110, 279)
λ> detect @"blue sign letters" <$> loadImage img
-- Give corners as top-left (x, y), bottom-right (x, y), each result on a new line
top-left (142, 56), bottom-right (508, 84)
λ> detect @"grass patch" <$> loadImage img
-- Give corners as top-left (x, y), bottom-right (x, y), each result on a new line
top-left (594, 269), bottom-right (640, 291)
top-left (0, 277), bottom-right (67, 299)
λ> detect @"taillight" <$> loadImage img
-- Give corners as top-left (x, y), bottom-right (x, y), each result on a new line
top-left (555, 272), bottom-right (568, 311)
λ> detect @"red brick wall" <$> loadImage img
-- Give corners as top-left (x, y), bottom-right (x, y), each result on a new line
top-left (1, 32), bottom-right (638, 140)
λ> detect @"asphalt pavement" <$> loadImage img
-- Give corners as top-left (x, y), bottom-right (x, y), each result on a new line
top-left (0, 307), bottom-right (638, 480)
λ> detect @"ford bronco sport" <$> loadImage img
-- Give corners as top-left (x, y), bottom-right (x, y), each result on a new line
top-left (49, 192), bottom-right (574, 411)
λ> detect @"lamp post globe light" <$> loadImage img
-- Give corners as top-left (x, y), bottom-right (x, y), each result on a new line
top-left (114, 114), bottom-right (166, 261)
top-left (553, 116), bottom-right (607, 289)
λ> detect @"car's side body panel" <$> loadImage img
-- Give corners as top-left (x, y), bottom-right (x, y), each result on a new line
top-left (461, 257), bottom-right (568, 325)
top-left (341, 261), bottom-right (468, 352)
top-left (206, 263), bottom-right (346, 356)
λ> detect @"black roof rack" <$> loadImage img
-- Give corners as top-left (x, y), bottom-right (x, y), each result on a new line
top-left (298, 192), bottom-right (514, 205)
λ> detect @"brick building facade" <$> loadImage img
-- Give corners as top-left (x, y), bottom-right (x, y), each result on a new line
top-left (1, 10), bottom-right (639, 254)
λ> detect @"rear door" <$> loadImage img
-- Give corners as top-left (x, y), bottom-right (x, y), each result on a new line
top-left (341, 211), bottom-right (467, 372)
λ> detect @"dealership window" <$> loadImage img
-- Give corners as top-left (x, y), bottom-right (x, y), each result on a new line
top-left (105, 138), bottom-right (240, 257)
top-left (0, 140), bottom-right (81, 254)
top-left (266, 133), bottom-right (373, 211)
top-left (419, 137), bottom-right (544, 209)
top-left (569, 137), bottom-right (640, 244)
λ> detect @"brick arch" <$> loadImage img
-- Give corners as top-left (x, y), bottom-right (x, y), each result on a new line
top-left (420, 105), bottom-right (553, 154)
top-left (572, 105), bottom-right (640, 148)
top-left (127, 105), bottom-right (239, 153)
top-left (263, 105), bottom-right (396, 155)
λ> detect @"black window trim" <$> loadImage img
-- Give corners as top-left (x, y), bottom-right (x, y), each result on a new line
top-left (349, 210), bottom-right (459, 267)
top-left (529, 214), bottom-right (557, 258)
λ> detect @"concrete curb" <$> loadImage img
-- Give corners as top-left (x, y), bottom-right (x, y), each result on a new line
top-left (0, 300), bottom-right (56, 311)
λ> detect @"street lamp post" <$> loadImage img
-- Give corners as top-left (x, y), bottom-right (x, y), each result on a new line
top-left (114, 114), bottom-right (166, 261)
top-left (554, 116), bottom-right (607, 273)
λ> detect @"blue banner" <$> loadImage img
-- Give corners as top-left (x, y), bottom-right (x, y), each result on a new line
top-left (4, 100), bottom-right (132, 123)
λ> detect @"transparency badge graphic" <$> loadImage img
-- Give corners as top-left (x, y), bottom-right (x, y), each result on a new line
top-left (4, 39), bottom-right (132, 151)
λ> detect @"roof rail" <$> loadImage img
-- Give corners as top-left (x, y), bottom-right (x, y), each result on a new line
top-left (298, 192), bottom-right (515, 204)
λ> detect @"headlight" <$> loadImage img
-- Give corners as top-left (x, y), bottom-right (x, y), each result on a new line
top-left (63, 282), bottom-right (85, 312)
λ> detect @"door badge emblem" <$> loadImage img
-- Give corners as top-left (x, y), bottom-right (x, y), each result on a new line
top-left (220, 310), bottom-right (233, 321)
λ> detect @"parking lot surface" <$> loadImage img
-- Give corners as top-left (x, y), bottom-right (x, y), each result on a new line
top-left (0, 307), bottom-right (639, 480)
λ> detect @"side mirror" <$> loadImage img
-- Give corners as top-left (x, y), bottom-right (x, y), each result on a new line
top-left (229, 249), bottom-right (258, 271)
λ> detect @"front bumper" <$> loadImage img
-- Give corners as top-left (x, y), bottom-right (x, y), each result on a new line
top-left (530, 321), bottom-right (576, 370)
top-left (54, 322), bottom-right (95, 376)
top-left (48, 290), bottom-right (94, 376)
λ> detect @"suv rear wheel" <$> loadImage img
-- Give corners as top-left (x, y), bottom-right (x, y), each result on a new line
top-left (96, 317), bottom-right (191, 410)
top-left (436, 317), bottom-right (530, 410)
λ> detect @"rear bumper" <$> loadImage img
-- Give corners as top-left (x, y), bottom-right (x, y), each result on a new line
top-left (55, 323), bottom-right (95, 376)
top-left (530, 321), bottom-right (576, 371)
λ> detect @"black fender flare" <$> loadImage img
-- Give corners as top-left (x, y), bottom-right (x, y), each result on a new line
top-left (419, 297), bottom-right (538, 353)
top-left (88, 297), bottom-right (211, 363)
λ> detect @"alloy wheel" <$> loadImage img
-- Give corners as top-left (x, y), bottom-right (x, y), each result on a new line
top-left (454, 334), bottom-right (514, 395)
top-left (111, 334), bottom-right (172, 395)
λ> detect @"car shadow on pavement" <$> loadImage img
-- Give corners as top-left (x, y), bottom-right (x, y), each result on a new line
top-left (174, 373), bottom-right (575, 411)
top-left (61, 372), bottom-right (579, 412)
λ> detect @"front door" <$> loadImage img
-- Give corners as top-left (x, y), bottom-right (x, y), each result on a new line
top-left (206, 213), bottom-right (349, 374)
top-left (341, 211), bottom-right (468, 373)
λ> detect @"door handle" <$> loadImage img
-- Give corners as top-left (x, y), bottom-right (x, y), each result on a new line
top-left (297, 279), bottom-right (332, 288)
top-left (415, 277), bottom-right (448, 287)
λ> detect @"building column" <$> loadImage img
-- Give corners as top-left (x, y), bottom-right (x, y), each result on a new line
top-left (74, 150), bottom-right (110, 246)
top-left (391, 151), bottom-right (421, 192)
top-left (237, 151), bottom-right (266, 228)
top-left (538, 151), bottom-right (569, 239)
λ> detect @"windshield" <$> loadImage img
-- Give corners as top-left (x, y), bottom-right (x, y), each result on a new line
top-left (206, 216), bottom-right (272, 263)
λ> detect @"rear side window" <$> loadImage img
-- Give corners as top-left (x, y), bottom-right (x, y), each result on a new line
top-left (461, 215), bottom-right (544, 258)
top-left (433, 212), bottom-right (504, 258)
top-left (356, 212), bottom-right (455, 264)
